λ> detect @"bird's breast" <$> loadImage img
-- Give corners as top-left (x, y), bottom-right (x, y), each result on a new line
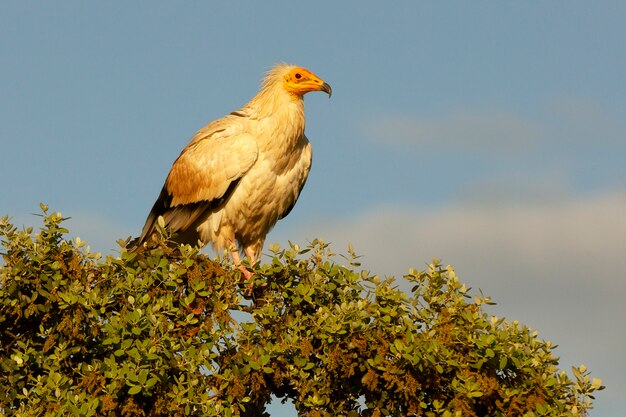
top-left (218, 136), bottom-right (311, 246)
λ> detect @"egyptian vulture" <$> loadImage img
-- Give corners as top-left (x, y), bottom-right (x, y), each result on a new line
top-left (133, 63), bottom-right (331, 278)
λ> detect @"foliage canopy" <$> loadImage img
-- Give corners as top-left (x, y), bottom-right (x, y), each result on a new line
top-left (0, 206), bottom-right (603, 416)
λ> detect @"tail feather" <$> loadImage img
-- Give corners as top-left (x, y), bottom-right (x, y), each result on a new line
top-left (129, 186), bottom-right (215, 250)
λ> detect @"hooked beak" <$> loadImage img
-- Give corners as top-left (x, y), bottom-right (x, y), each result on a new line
top-left (320, 82), bottom-right (332, 98)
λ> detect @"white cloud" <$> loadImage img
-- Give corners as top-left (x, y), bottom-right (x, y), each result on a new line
top-left (270, 190), bottom-right (626, 406)
top-left (281, 192), bottom-right (626, 302)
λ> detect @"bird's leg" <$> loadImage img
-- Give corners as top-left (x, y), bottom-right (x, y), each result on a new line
top-left (244, 246), bottom-right (268, 297)
top-left (241, 247), bottom-right (260, 297)
top-left (243, 246), bottom-right (257, 267)
top-left (230, 249), bottom-right (254, 281)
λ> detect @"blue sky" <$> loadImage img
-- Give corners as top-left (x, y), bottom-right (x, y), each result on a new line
top-left (2, 2), bottom-right (625, 415)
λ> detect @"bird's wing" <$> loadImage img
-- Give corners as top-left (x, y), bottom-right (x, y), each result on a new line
top-left (136, 120), bottom-right (258, 245)
top-left (166, 124), bottom-right (258, 206)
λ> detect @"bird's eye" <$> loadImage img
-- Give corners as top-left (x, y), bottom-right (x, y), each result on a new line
top-left (295, 73), bottom-right (302, 79)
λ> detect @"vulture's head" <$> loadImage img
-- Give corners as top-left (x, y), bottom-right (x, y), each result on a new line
top-left (279, 65), bottom-right (332, 98)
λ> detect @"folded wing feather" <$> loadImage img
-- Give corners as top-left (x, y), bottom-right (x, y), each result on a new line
top-left (135, 120), bottom-right (259, 246)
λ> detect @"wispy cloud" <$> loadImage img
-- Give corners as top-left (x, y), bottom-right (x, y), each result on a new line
top-left (365, 97), bottom-right (626, 152)
top-left (546, 96), bottom-right (626, 147)
top-left (366, 109), bottom-right (545, 152)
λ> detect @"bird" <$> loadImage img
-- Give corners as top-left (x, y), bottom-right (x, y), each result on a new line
top-left (132, 63), bottom-right (331, 280)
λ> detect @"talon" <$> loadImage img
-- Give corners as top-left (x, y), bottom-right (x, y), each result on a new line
top-left (237, 264), bottom-right (254, 281)
top-left (235, 264), bottom-right (255, 298)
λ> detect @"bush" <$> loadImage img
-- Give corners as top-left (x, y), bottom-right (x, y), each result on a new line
top-left (0, 206), bottom-right (603, 416)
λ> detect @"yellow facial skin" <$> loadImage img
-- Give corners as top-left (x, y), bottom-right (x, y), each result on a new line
top-left (283, 67), bottom-right (332, 98)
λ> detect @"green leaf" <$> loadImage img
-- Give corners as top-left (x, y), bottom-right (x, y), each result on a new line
top-left (145, 377), bottom-right (159, 388)
top-left (128, 385), bottom-right (141, 395)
